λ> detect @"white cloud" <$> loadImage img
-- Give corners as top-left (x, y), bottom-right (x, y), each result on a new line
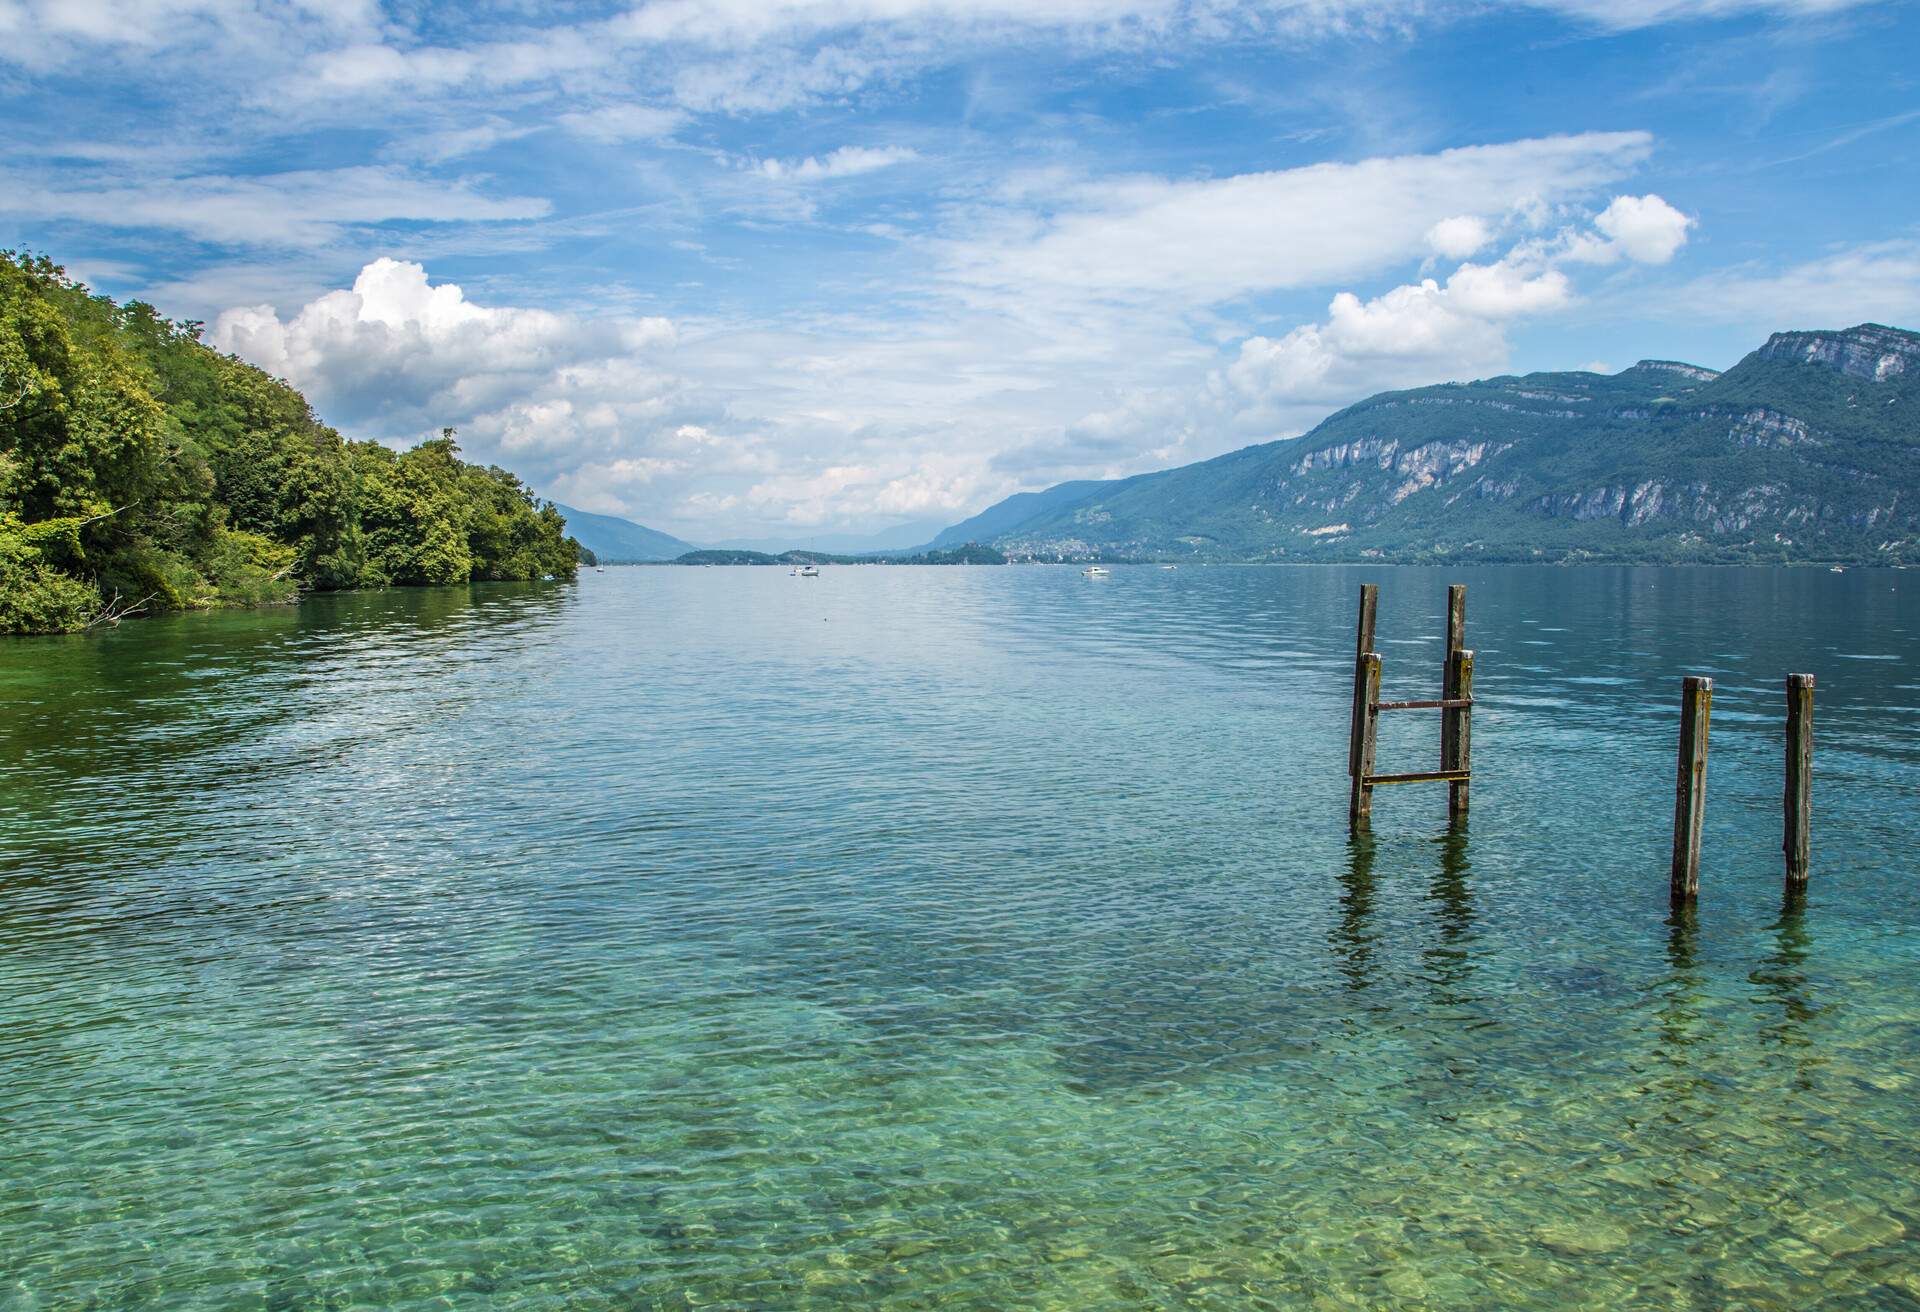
top-left (0, 0), bottom-right (379, 62)
top-left (1225, 279), bottom-right (1513, 411)
top-left (211, 257), bottom-right (675, 442)
top-left (740, 455), bottom-right (996, 526)
top-left (1426, 214), bottom-right (1492, 260)
top-left (1658, 239), bottom-right (1920, 329)
top-left (938, 132), bottom-right (1654, 309)
top-left (0, 166), bottom-right (548, 247)
top-left (1445, 260), bottom-right (1572, 316)
top-left (1221, 190), bottom-right (1681, 423)
top-left (206, 259), bottom-right (899, 536)
top-left (557, 104), bottom-right (690, 143)
top-left (1531, 192), bottom-right (1694, 266)
top-left (1590, 193), bottom-right (1693, 264)
top-left (192, 160), bottom-right (1705, 538)
top-left (1525, 0), bottom-right (1867, 28)
top-left (753, 145), bottom-right (919, 181)
top-left (394, 121), bottom-right (535, 164)
top-left (302, 30), bottom-right (604, 97)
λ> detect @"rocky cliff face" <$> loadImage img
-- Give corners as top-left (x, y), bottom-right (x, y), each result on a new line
top-left (1753, 324), bottom-right (1916, 383)
top-left (979, 323), bottom-right (1920, 564)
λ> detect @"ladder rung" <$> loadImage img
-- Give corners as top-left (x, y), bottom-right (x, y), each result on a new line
top-left (1375, 698), bottom-right (1473, 711)
top-left (1364, 769), bottom-right (1472, 786)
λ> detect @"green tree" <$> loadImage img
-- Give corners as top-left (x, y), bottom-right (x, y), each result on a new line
top-left (0, 252), bottom-right (581, 635)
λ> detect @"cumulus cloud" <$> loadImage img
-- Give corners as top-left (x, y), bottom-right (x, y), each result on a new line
top-left (1224, 278), bottom-right (1515, 411)
top-left (212, 257), bottom-right (676, 451)
top-left (1222, 191), bottom-right (1687, 422)
top-left (1445, 260), bottom-right (1572, 315)
top-left (1426, 214), bottom-right (1492, 260)
top-left (1589, 193), bottom-right (1693, 264)
top-left (207, 259), bottom-right (920, 535)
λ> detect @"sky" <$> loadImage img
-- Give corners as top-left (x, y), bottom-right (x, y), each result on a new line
top-left (2, 0), bottom-right (1917, 544)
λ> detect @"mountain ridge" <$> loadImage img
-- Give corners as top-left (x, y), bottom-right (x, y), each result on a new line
top-left (550, 503), bottom-right (697, 563)
top-left (932, 323), bottom-right (1918, 566)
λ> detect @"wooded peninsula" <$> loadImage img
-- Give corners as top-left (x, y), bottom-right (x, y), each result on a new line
top-left (1, 252), bottom-right (580, 636)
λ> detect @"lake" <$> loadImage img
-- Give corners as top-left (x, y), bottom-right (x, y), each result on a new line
top-left (3, 565), bottom-right (1917, 1308)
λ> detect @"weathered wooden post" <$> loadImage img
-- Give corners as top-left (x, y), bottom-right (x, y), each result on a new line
top-left (1784, 673), bottom-right (1814, 890)
top-left (1440, 584), bottom-right (1470, 816)
top-left (1442, 649), bottom-right (1474, 817)
top-left (1443, 584), bottom-right (1466, 665)
top-left (1346, 584), bottom-right (1380, 829)
top-left (1348, 652), bottom-right (1381, 827)
top-left (1671, 676), bottom-right (1712, 903)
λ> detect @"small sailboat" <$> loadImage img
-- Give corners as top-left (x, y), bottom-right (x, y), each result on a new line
top-left (799, 564), bottom-right (821, 577)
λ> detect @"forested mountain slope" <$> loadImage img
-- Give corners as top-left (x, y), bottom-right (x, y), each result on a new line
top-left (1, 253), bottom-right (579, 635)
top-left (976, 324), bottom-right (1918, 565)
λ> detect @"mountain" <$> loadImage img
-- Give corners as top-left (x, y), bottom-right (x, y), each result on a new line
top-left (942, 324), bottom-right (1920, 566)
top-left (551, 503), bottom-right (697, 562)
top-left (922, 479), bottom-right (1131, 549)
top-left (712, 519), bottom-right (949, 556)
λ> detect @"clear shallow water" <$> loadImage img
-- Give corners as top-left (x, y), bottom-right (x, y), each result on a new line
top-left (2, 564), bottom-right (1918, 1309)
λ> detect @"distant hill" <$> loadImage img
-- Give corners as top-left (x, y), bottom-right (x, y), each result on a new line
top-left (713, 519), bottom-right (949, 556)
top-left (931, 323), bottom-right (1920, 566)
top-left (923, 479), bottom-right (1131, 549)
top-left (551, 504), bottom-right (696, 562)
top-left (673, 545), bottom-right (1007, 566)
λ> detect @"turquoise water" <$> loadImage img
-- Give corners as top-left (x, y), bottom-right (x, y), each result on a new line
top-left (3, 565), bottom-right (1918, 1308)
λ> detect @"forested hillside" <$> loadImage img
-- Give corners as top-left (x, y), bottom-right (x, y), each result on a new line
top-left (0, 253), bottom-right (578, 635)
top-left (973, 324), bottom-right (1920, 565)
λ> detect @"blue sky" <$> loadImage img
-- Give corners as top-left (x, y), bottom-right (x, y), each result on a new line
top-left (3, 0), bottom-right (1916, 542)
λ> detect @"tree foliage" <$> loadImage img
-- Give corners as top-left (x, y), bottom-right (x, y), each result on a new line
top-left (0, 252), bottom-right (579, 635)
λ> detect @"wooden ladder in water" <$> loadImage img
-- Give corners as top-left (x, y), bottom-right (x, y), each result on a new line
top-left (1347, 583), bottom-right (1474, 828)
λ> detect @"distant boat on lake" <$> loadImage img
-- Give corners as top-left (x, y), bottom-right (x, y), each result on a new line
top-left (1083, 566), bottom-right (1110, 577)
top-left (800, 565), bottom-right (821, 577)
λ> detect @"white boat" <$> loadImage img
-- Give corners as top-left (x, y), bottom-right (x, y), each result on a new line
top-left (799, 565), bottom-right (820, 577)
top-left (1830, 565), bottom-right (1845, 573)
top-left (1161, 564), bottom-right (1177, 570)
top-left (1083, 565), bottom-right (1110, 577)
